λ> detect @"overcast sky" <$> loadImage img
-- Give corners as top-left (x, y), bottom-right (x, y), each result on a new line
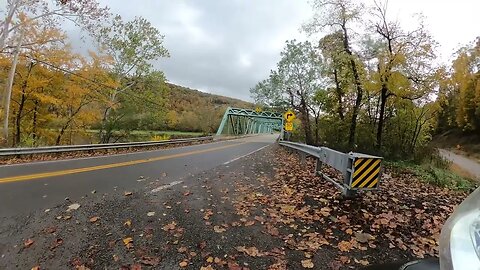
top-left (71, 0), bottom-right (479, 101)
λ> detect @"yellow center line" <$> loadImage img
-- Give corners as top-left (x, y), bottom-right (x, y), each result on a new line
top-left (0, 142), bottom-right (248, 184)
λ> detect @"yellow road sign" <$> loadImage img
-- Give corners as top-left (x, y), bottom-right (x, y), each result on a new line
top-left (284, 110), bottom-right (296, 122)
top-left (285, 122), bottom-right (293, 131)
top-left (255, 107), bottom-right (262, 113)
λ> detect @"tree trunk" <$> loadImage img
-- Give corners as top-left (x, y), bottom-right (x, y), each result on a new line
top-left (56, 102), bottom-right (88, 145)
top-left (299, 96), bottom-right (313, 145)
top-left (347, 64), bottom-right (363, 150)
top-left (0, 0), bottom-right (18, 52)
top-left (376, 83), bottom-right (388, 150)
top-left (333, 67), bottom-right (344, 120)
top-left (314, 113), bottom-right (320, 145)
top-left (340, 24), bottom-right (363, 149)
top-left (1, 37), bottom-right (22, 146)
top-left (14, 91), bottom-right (25, 146)
top-left (14, 61), bottom-right (33, 146)
top-left (32, 99), bottom-right (38, 146)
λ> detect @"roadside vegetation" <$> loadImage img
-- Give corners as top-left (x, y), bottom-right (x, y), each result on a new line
top-left (386, 161), bottom-right (475, 191)
top-left (251, 0), bottom-right (480, 186)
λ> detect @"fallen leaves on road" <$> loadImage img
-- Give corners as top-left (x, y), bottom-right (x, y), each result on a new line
top-left (147, 212), bottom-right (155, 217)
top-left (49, 238), bottom-right (63, 250)
top-left (162, 221), bottom-right (176, 231)
top-left (355, 258), bottom-right (370, 266)
top-left (89, 216), bottom-right (100, 223)
top-left (139, 256), bottom-right (160, 266)
top-left (301, 259), bottom-right (314, 268)
top-left (337, 241), bottom-right (353, 252)
top-left (67, 203), bottom-right (80, 211)
top-left (213, 225), bottom-right (226, 233)
top-left (124, 191), bottom-right (133, 196)
top-left (236, 246), bottom-right (261, 257)
top-left (122, 237), bottom-right (133, 249)
top-left (24, 239), bottom-right (34, 248)
top-left (228, 147), bottom-right (470, 268)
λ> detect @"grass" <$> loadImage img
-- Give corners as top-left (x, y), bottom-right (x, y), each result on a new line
top-left (386, 160), bottom-right (476, 191)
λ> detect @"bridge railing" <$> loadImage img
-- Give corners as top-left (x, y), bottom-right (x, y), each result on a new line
top-left (279, 140), bottom-right (383, 197)
top-left (0, 136), bottom-right (213, 157)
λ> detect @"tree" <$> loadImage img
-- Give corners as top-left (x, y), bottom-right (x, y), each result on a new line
top-left (93, 15), bottom-right (169, 143)
top-left (319, 32), bottom-right (351, 121)
top-left (0, 0), bottom-right (108, 145)
top-left (369, 0), bottom-right (437, 150)
top-left (0, 0), bottom-right (108, 53)
top-left (8, 19), bottom-right (69, 146)
top-left (303, 0), bottom-right (366, 149)
top-left (436, 37), bottom-right (480, 134)
top-left (251, 40), bottom-right (324, 144)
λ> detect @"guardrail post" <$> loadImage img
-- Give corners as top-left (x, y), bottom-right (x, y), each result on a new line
top-left (299, 152), bottom-right (306, 164)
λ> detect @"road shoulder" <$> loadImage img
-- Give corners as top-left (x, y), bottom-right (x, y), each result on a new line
top-left (0, 145), bottom-right (469, 270)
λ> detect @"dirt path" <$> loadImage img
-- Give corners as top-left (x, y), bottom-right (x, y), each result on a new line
top-left (439, 149), bottom-right (480, 180)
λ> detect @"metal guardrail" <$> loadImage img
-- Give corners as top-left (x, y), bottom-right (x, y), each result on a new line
top-left (279, 140), bottom-right (383, 197)
top-left (0, 136), bottom-right (213, 157)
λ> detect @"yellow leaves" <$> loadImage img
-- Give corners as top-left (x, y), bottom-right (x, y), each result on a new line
top-left (179, 261), bottom-right (188, 267)
top-left (122, 237), bottom-right (133, 249)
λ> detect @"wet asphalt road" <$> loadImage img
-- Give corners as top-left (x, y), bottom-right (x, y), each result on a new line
top-left (0, 135), bottom-right (278, 217)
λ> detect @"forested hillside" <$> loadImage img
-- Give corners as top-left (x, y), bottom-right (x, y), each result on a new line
top-left (165, 83), bottom-right (254, 133)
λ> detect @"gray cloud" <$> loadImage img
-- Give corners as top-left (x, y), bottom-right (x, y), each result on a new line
top-left (85, 0), bottom-right (311, 101)
top-left (66, 0), bottom-right (480, 102)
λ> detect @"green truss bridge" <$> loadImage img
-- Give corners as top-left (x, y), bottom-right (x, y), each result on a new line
top-left (216, 107), bottom-right (284, 136)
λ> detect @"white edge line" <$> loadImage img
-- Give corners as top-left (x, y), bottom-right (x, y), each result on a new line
top-left (150, 180), bottom-right (184, 194)
top-left (223, 144), bottom-right (271, 165)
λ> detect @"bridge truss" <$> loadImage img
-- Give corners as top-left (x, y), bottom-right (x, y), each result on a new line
top-left (216, 107), bottom-right (284, 136)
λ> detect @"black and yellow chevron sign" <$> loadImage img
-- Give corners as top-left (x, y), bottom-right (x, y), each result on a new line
top-left (351, 158), bottom-right (382, 189)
